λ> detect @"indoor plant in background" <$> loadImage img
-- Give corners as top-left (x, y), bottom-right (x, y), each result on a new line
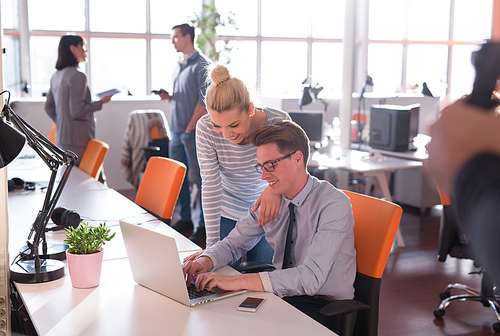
top-left (190, 2), bottom-right (237, 62)
top-left (64, 222), bottom-right (116, 288)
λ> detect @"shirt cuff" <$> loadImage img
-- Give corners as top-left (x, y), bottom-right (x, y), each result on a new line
top-left (200, 253), bottom-right (217, 272)
top-left (259, 272), bottom-right (274, 293)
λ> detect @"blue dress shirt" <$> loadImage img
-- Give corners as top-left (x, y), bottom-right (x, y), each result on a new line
top-left (170, 50), bottom-right (210, 133)
top-left (203, 175), bottom-right (356, 300)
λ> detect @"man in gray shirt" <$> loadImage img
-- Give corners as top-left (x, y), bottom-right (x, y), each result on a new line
top-left (182, 121), bottom-right (356, 332)
top-left (158, 23), bottom-right (210, 244)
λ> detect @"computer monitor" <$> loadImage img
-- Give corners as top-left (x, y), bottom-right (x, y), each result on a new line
top-left (369, 104), bottom-right (420, 152)
top-left (288, 111), bottom-right (324, 145)
top-left (408, 103), bottom-right (420, 141)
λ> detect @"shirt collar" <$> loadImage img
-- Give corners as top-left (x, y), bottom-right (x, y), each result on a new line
top-left (284, 174), bottom-right (314, 208)
top-left (179, 50), bottom-right (199, 65)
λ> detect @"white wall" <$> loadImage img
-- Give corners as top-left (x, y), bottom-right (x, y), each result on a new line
top-left (11, 97), bottom-right (170, 191)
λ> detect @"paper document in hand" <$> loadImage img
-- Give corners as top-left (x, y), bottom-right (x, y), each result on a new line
top-left (96, 88), bottom-right (120, 98)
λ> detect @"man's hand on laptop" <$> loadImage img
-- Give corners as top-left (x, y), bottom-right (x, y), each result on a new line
top-left (182, 255), bottom-right (213, 287)
top-left (194, 272), bottom-right (264, 293)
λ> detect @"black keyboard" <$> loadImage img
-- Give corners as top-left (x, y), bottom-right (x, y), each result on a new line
top-left (188, 283), bottom-right (216, 299)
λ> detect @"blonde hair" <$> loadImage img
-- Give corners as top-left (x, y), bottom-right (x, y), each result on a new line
top-left (205, 64), bottom-right (251, 114)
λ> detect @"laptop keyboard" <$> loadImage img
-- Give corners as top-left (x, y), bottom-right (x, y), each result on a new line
top-left (188, 283), bottom-right (216, 299)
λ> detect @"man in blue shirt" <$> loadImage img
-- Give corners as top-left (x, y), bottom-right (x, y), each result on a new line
top-left (159, 23), bottom-right (210, 244)
top-left (182, 121), bottom-right (356, 332)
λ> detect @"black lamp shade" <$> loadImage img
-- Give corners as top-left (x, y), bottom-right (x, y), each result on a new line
top-left (299, 87), bottom-right (313, 107)
top-left (0, 118), bottom-right (26, 168)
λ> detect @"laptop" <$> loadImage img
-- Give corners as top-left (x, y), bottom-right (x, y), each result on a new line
top-left (119, 220), bottom-right (247, 306)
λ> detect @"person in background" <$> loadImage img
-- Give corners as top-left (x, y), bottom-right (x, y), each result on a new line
top-left (194, 63), bottom-right (290, 263)
top-left (156, 23), bottom-right (209, 245)
top-left (183, 121), bottom-right (356, 333)
top-left (45, 35), bottom-right (113, 165)
top-left (426, 98), bottom-right (500, 285)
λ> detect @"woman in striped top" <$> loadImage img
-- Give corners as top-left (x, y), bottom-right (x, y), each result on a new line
top-left (195, 64), bottom-right (290, 263)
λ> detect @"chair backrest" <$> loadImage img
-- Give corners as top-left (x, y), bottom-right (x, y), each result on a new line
top-left (342, 190), bottom-right (402, 336)
top-left (48, 124), bottom-right (56, 144)
top-left (79, 139), bottom-right (109, 180)
top-left (135, 156), bottom-right (186, 220)
top-left (436, 189), bottom-right (474, 262)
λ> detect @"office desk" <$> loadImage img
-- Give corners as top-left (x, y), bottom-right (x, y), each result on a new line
top-left (14, 256), bottom-right (334, 336)
top-left (350, 136), bottom-right (441, 210)
top-left (8, 155), bottom-right (336, 335)
top-left (7, 147), bottom-right (108, 193)
top-left (310, 147), bottom-right (422, 247)
top-left (7, 184), bottom-right (201, 262)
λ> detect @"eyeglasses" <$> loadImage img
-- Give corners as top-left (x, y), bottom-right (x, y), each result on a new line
top-left (254, 150), bottom-right (297, 174)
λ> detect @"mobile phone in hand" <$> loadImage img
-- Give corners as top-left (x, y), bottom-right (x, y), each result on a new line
top-left (152, 89), bottom-right (168, 95)
top-left (236, 297), bottom-right (266, 313)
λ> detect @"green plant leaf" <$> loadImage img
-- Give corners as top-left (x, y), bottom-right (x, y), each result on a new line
top-left (64, 222), bottom-right (116, 254)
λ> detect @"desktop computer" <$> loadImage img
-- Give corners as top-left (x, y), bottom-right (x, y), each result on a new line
top-left (369, 104), bottom-right (420, 152)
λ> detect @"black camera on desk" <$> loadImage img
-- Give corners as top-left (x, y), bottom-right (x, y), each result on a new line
top-left (369, 104), bottom-right (420, 152)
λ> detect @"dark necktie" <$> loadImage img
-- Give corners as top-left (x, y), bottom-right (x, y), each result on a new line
top-left (282, 202), bottom-right (295, 269)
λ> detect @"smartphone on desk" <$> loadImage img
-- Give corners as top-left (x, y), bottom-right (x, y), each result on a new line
top-left (237, 297), bottom-right (266, 313)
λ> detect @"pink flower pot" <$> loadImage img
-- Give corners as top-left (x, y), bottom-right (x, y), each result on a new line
top-left (66, 249), bottom-right (104, 288)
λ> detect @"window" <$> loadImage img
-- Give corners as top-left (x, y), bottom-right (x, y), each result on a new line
top-left (2, 0), bottom-right (494, 102)
top-left (28, 0), bottom-right (85, 31)
top-left (367, 0), bottom-right (493, 100)
top-left (261, 41), bottom-right (308, 97)
top-left (90, 38), bottom-right (147, 95)
top-left (30, 36), bottom-right (61, 97)
top-left (150, 0), bottom-right (202, 34)
top-left (89, 0), bottom-right (147, 33)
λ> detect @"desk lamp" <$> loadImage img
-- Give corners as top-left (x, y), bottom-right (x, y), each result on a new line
top-left (0, 90), bottom-right (77, 283)
top-left (298, 81), bottom-right (328, 112)
top-left (354, 75), bottom-right (374, 144)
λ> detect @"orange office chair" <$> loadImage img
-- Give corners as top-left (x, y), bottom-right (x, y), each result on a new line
top-left (79, 139), bottom-right (109, 180)
top-left (320, 190), bottom-right (402, 336)
top-left (135, 156), bottom-right (186, 224)
top-left (48, 124), bottom-right (56, 144)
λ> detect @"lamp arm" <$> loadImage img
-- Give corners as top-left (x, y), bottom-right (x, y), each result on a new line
top-left (3, 104), bottom-right (68, 168)
top-left (1, 100), bottom-right (76, 267)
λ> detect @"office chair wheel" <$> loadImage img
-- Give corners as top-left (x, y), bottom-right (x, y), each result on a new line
top-left (493, 322), bottom-right (500, 332)
top-left (439, 291), bottom-right (451, 300)
top-left (434, 309), bottom-right (445, 319)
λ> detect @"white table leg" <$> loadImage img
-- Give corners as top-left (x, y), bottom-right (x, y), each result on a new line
top-left (369, 171), bottom-right (405, 248)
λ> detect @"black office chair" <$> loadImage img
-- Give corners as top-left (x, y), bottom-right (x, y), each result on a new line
top-left (433, 193), bottom-right (500, 332)
top-left (141, 126), bottom-right (169, 172)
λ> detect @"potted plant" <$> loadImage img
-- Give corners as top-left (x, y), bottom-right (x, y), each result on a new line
top-left (64, 222), bottom-right (116, 288)
top-left (190, 2), bottom-right (237, 62)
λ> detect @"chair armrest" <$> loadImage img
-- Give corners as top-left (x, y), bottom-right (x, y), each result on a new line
top-left (320, 300), bottom-right (371, 336)
top-left (141, 146), bottom-right (161, 152)
top-left (232, 261), bottom-right (275, 273)
top-left (320, 299), bottom-right (370, 316)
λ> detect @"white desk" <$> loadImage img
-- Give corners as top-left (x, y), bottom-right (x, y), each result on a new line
top-left (7, 146), bottom-right (108, 193)
top-left (350, 135), bottom-right (441, 210)
top-left (15, 256), bottom-right (334, 336)
top-left (310, 147), bottom-right (422, 247)
top-left (7, 181), bottom-right (201, 262)
top-left (8, 154), bottom-right (337, 335)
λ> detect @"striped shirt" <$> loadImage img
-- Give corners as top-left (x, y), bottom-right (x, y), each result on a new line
top-left (196, 107), bottom-right (290, 246)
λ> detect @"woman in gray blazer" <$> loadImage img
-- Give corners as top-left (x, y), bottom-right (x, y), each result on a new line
top-left (44, 35), bottom-right (113, 165)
